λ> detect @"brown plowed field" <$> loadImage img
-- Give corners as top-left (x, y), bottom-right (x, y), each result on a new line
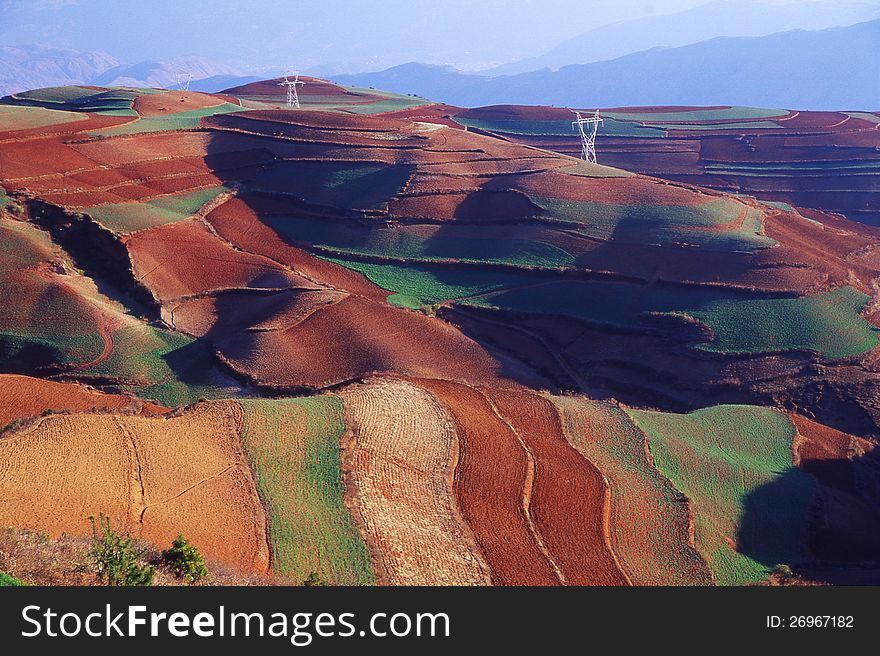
top-left (340, 378), bottom-right (490, 585)
top-left (412, 378), bottom-right (560, 585)
top-left (792, 414), bottom-right (874, 489)
top-left (487, 389), bottom-right (629, 585)
top-left (0, 374), bottom-right (166, 426)
top-left (126, 219), bottom-right (303, 301)
top-left (204, 197), bottom-right (388, 300)
top-left (215, 295), bottom-right (511, 388)
top-left (0, 402), bottom-right (270, 573)
top-left (168, 287), bottom-right (338, 337)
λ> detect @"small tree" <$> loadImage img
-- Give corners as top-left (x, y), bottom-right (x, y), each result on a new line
top-left (303, 571), bottom-right (325, 586)
top-left (163, 535), bottom-right (208, 583)
top-left (88, 515), bottom-right (154, 586)
top-left (772, 563), bottom-right (795, 583)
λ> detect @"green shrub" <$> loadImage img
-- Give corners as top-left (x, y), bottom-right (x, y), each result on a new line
top-left (88, 515), bottom-right (154, 586)
top-left (303, 571), bottom-right (326, 586)
top-left (163, 535), bottom-right (209, 583)
top-left (0, 571), bottom-right (25, 586)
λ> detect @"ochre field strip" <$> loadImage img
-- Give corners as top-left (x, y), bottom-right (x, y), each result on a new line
top-left (340, 378), bottom-right (490, 585)
top-left (0, 402), bottom-right (270, 573)
top-left (413, 378), bottom-right (560, 585)
top-left (486, 389), bottom-right (629, 586)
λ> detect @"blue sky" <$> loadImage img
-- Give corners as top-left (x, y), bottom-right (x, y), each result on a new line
top-left (1, 0), bottom-right (877, 72)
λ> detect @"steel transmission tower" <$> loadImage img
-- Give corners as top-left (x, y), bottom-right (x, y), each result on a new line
top-left (174, 72), bottom-right (195, 92)
top-left (279, 71), bottom-right (305, 108)
top-left (571, 110), bottom-right (604, 164)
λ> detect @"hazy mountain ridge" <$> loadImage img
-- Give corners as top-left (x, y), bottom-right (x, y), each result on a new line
top-left (333, 20), bottom-right (880, 110)
top-left (0, 45), bottom-right (120, 96)
top-left (489, 0), bottom-right (880, 75)
top-left (0, 48), bottom-right (246, 96)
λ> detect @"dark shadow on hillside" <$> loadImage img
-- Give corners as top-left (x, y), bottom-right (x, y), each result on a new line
top-left (738, 447), bottom-right (880, 584)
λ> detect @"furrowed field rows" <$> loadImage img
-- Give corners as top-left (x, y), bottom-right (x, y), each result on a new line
top-left (340, 378), bottom-right (490, 585)
top-left (551, 395), bottom-right (713, 585)
top-left (487, 389), bottom-right (628, 585)
top-left (413, 378), bottom-right (560, 585)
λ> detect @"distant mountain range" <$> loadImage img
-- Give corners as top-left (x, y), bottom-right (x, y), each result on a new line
top-left (0, 47), bottom-right (249, 96)
top-left (488, 0), bottom-right (880, 75)
top-left (0, 45), bottom-right (119, 96)
top-left (333, 20), bottom-right (880, 110)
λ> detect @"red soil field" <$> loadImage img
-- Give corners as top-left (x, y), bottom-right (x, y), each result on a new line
top-left (133, 91), bottom-right (227, 117)
top-left (792, 414), bottom-right (874, 490)
top-left (0, 374), bottom-right (166, 427)
top-left (486, 389), bottom-right (628, 585)
top-left (204, 196), bottom-right (391, 300)
top-left (224, 77), bottom-right (364, 100)
top-left (412, 378), bottom-right (560, 585)
top-left (456, 105), bottom-right (577, 121)
top-left (126, 219), bottom-right (304, 302)
top-left (379, 103), bottom-right (465, 129)
top-left (214, 294), bottom-right (515, 389)
top-left (167, 287), bottom-right (336, 337)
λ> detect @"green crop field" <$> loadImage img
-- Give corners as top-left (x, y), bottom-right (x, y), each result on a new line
top-left (467, 282), bottom-right (879, 358)
top-left (238, 397), bottom-right (374, 585)
top-left (252, 161), bottom-right (413, 210)
top-left (846, 112), bottom-right (880, 124)
top-left (9, 85), bottom-right (99, 105)
top-left (604, 106), bottom-right (788, 123)
top-left (0, 104), bottom-right (86, 131)
top-left (531, 195), bottom-right (774, 251)
top-left (265, 215), bottom-right (575, 268)
top-left (321, 256), bottom-right (536, 309)
top-left (658, 120), bottom-right (783, 131)
top-left (94, 102), bottom-right (245, 135)
top-left (78, 324), bottom-right (241, 406)
top-left (626, 405), bottom-right (816, 585)
top-left (552, 395), bottom-right (713, 585)
top-left (5, 86), bottom-right (141, 116)
top-left (0, 571), bottom-right (25, 586)
top-left (453, 116), bottom-right (665, 138)
top-left (86, 186), bottom-right (230, 234)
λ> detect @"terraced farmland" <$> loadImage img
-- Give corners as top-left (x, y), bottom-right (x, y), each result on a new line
top-left (84, 186), bottom-right (231, 234)
top-left (0, 78), bottom-right (879, 587)
top-left (552, 395), bottom-right (712, 585)
top-left (465, 280), bottom-right (879, 358)
top-left (457, 104), bottom-right (880, 226)
top-left (0, 402), bottom-right (270, 573)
